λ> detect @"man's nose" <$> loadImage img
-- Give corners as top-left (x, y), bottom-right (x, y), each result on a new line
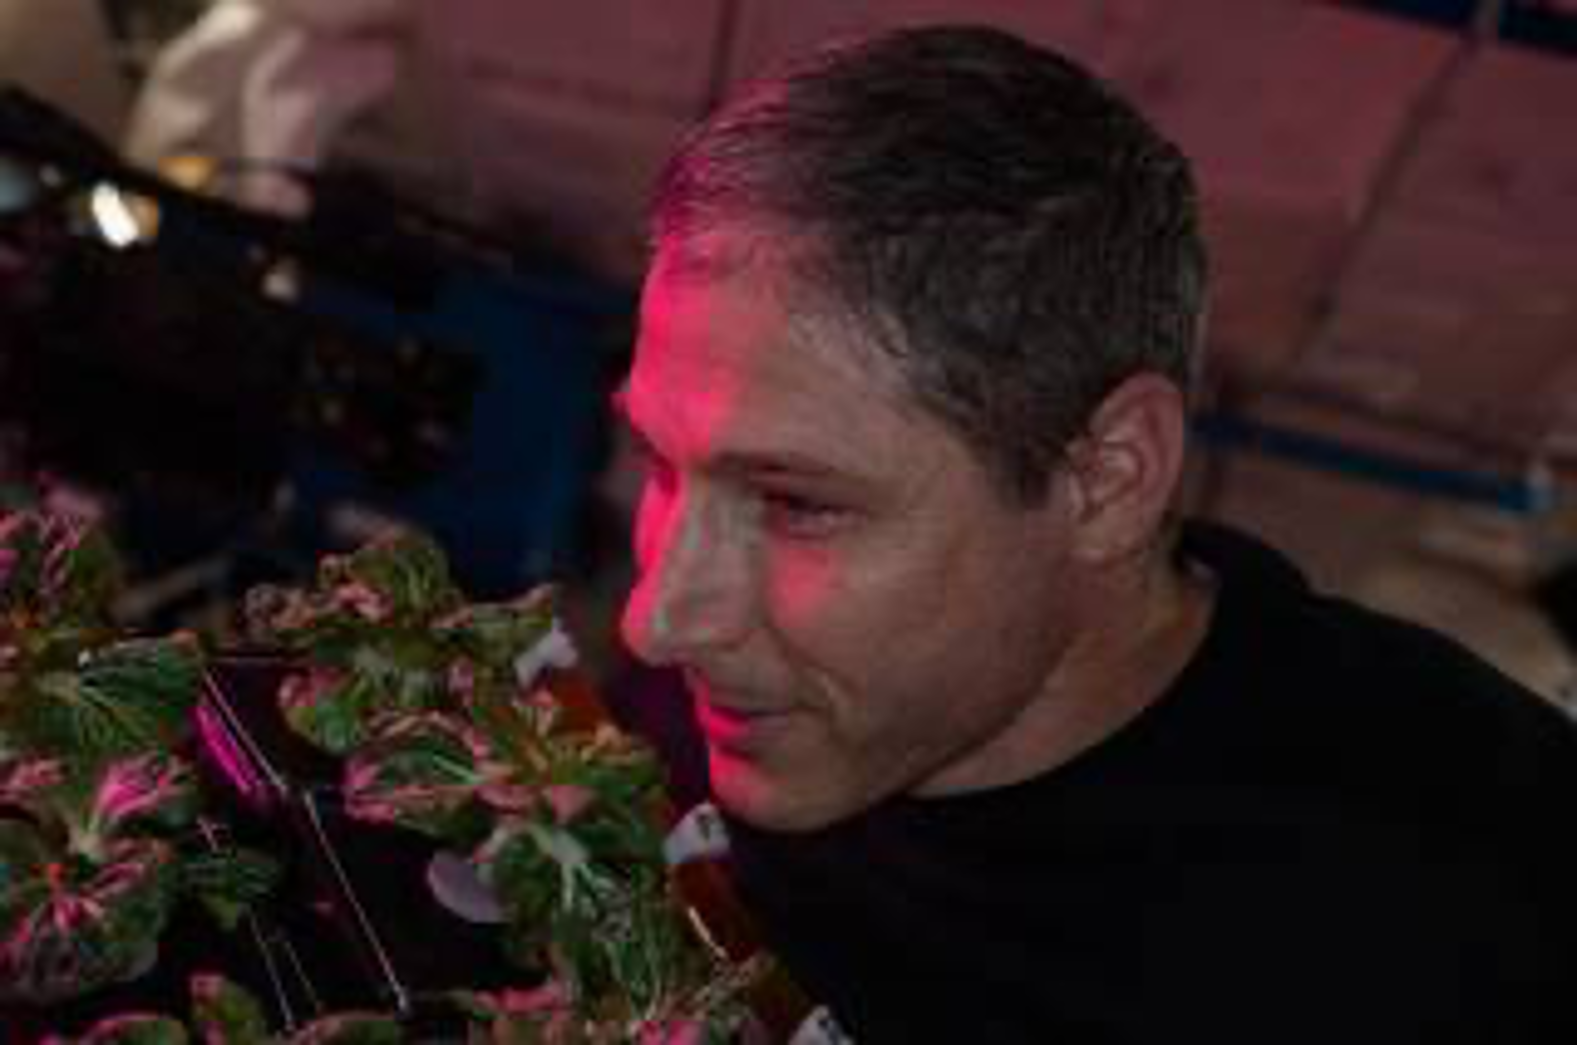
top-left (621, 489), bottom-right (754, 665)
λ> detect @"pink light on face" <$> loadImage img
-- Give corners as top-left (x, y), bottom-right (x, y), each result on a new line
top-left (619, 244), bottom-right (918, 826)
top-left (618, 246), bottom-right (880, 675)
top-left (618, 235), bottom-right (1108, 833)
top-left (616, 281), bottom-right (757, 668)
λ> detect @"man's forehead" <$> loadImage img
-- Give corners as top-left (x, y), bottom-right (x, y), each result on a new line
top-left (639, 258), bottom-right (853, 390)
top-left (615, 361), bottom-right (981, 531)
top-left (615, 361), bottom-right (879, 479)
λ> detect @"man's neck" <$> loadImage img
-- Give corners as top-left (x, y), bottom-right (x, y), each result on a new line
top-left (922, 550), bottom-right (1218, 796)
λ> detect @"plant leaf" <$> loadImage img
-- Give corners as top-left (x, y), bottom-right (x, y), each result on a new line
top-left (82, 754), bottom-right (199, 852)
top-left (347, 642), bottom-right (447, 717)
top-left (0, 510), bottom-right (122, 634)
top-left (190, 972), bottom-right (272, 1043)
top-left (325, 531), bottom-right (462, 625)
top-left (277, 666), bottom-right (366, 755)
top-left (431, 591), bottom-right (557, 672)
top-left (0, 753), bottom-right (196, 865)
top-left (342, 712), bottom-right (486, 840)
top-left (17, 635), bottom-right (202, 758)
top-left (0, 755), bottom-right (68, 823)
top-left (453, 982), bottom-right (575, 1042)
top-left (181, 844), bottom-right (281, 931)
top-left (38, 514), bottom-right (125, 628)
top-left (72, 1013), bottom-right (191, 1044)
top-left (287, 1012), bottom-right (406, 1044)
top-left (0, 836), bottom-right (178, 1003)
top-left (242, 583), bottom-right (339, 648)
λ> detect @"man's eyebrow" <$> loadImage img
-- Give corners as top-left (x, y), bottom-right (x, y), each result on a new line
top-left (713, 448), bottom-right (845, 481)
top-left (610, 386), bottom-right (865, 485)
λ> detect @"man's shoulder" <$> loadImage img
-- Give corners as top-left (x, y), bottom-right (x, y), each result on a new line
top-left (1181, 519), bottom-right (1572, 818)
top-left (1183, 518), bottom-right (1557, 714)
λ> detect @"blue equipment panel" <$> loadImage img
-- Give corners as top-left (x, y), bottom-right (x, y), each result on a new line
top-left (289, 264), bottom-right (630, 597)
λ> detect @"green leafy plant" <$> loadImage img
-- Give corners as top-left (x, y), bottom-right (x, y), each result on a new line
top-left (246, 532), bottom-right (764, 1040)
top-left (0, 799), bottom-right (180, 1003)
top-left (0, 508), bottom-right (278, 1004)
top-left (0, 510), bottom-right (199, 762)
top-left (0, 741), bottom-right (278, 1005)
top-left (29, 533), bottom-right (776, 1046)
top-left (62, 1012), bottom-right (191, 1044)
top-left (55, 966), bottom-right (764, 1044)
top-left (54, 972), bottom-right (404, 1044)
top-left (0, 510), bottom-right (122, 647)
top-left (243, 534), bottom-right (452, 746)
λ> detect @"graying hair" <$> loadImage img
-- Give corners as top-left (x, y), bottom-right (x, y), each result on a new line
top-left (652, 24), bottom-right (1207, 504)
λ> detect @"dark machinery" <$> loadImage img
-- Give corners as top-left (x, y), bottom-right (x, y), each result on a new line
top-left (0, 85), bottom-right (631, 615)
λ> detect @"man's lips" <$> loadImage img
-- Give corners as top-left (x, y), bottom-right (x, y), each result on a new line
top-left (694, 700), bottom-right (797, 755)
top-left (686, 674), bottom-right (798, 755)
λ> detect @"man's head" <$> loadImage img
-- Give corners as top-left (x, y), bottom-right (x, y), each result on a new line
top-left (620, 25), bottom-right (1209, 831)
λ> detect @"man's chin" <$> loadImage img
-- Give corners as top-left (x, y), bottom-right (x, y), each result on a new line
top-left (706, 748), bottom-right (849, 834)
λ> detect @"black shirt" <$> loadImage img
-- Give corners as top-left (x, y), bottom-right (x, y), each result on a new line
top-left (619, 522), bottom-right (1575, 1040)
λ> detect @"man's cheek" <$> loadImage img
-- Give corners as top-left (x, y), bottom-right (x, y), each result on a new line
top-left (764, 545), bottom-right (845, 629)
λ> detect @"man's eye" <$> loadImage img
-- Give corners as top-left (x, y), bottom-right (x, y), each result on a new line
top-left (761, 491), bottom-right (848, 539)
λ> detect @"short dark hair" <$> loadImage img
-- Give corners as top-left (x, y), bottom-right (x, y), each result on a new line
top-left (651, 24), bottom-right (1207, 504)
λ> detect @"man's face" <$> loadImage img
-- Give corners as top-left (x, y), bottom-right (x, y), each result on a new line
top-left (620, 246), bottom-right (1090, 832)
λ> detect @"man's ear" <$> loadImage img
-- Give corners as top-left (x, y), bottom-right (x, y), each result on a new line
top-left (1060, 372), bottom-right (1189, 566)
